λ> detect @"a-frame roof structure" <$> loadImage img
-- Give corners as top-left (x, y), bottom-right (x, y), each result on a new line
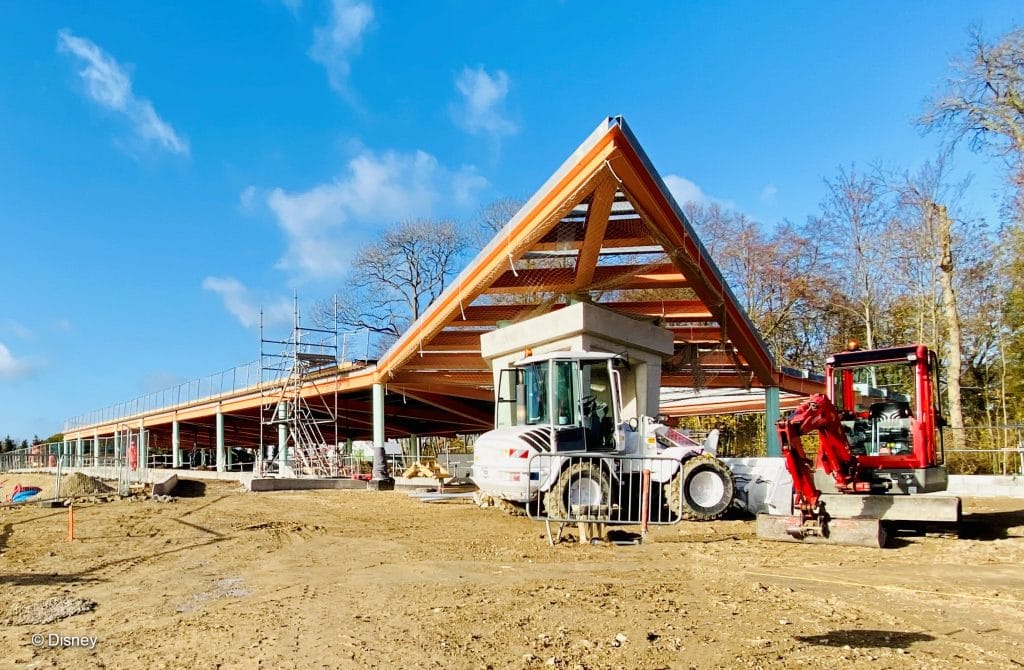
top-left (374, 116), bottom-right (798, 406)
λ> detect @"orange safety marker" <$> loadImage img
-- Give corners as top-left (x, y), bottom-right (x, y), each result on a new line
top-left (67, 502), bottom-right (75, 542)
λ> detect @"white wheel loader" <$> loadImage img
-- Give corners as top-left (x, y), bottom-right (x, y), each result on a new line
top-left (471, 303), bottom-right (735, 522)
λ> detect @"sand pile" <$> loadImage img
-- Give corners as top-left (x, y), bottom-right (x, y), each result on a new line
top-left (61, 472), bottom-right (114, 497)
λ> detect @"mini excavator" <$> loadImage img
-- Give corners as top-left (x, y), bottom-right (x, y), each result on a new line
top-left (757, 343), bottom-right (961, 548)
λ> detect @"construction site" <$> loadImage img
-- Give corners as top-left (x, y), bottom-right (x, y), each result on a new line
top-left (3, 118), bottom-right (1024, 668)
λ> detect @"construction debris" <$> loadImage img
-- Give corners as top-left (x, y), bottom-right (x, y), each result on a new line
top-left (401, 460), bottom-right (451, 480)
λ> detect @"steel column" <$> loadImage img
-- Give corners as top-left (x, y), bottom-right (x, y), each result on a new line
top-left (216, 411), bottom-right (225, 472)
top-left (371, 383), bottom-right (389, 480)
top-left (278, 421), bottom-right (288, 473)
top-left (765, 386), bottom-right (781, 457)
top-left (172, 420), bottom-right (181, 469)
top-left (138, 419), bottom-right (146, 471)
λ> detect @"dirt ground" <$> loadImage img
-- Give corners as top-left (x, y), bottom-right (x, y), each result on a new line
top-left (1, 474), bottom-right (1023, 670)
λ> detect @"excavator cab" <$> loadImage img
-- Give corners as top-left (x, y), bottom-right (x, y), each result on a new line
top-left (821, 344), bottom-right (948, 494)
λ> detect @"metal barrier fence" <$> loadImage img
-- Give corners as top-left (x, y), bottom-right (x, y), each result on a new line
top-left (1, 432), bottom-right (151, 474)
top-left (0, 446), bottom-right (152, 500)
top-left (525, 453), bottom-right (685, 543)
top-left (944, 425), bottom-right (1024, 476)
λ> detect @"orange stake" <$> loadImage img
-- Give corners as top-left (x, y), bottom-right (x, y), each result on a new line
top-left (67, 502), bottom-right (75, 542)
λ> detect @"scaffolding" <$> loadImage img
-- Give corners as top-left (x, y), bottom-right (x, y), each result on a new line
top-left (259, 297), bottom-right (341, 478)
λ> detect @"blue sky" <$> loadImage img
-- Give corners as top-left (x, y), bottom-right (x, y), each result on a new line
top-left (1, 1), bottom-right (1020, 440)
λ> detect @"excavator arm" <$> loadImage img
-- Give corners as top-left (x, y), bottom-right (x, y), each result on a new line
top-left (778, 393), bottom-right (862, 513)
top-left (756, 393), bottom-right (886, 547)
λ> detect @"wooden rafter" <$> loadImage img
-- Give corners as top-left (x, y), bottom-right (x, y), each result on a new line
top-left (488, 263), bottom-right (686, 294)
top-left (574, 180), bottom-right (617, 288)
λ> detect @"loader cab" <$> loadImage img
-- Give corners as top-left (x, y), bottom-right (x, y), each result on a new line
top-left (495, 352), bottom-right (623, 451)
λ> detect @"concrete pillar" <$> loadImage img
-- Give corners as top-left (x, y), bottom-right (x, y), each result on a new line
top-left (76, 436), bottom-right (83, 468)
top-left (411, 434), bottom-right (420, 462)
top-left (370, 383), bottom-right (393, 486)
top-left (92, 430), bottom-right (100, 467)
top-left (138, 419), bottom-right (146, 471)
top-left (114, 430), bottom-right (122, 467)
top-left (172, 420), bottom-right (181, 469)
top-left (216, 411), bottom-right (225, 472)
top-left (277, 421), bottom-right (288, 472)
top-left (765, 386), bottom-right (782, 457)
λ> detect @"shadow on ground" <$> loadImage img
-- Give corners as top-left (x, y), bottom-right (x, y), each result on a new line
top-left (172, 479), bottom-right (207, 498)
top-left (795, 630), bottom-right (934, 649)
top-left (958, 509), bottom-right (1024, 540)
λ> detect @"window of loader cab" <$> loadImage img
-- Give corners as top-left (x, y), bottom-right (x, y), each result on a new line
top-left (553, 360), bottom-right (578, 426)
top-left (523, 362), bottom-right (549, 426)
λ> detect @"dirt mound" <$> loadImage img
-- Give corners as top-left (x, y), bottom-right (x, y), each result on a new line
top-left (61, 473), bottom-right (114, 497)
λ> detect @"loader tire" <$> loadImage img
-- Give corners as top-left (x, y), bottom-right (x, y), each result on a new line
top-left (667, 455), bottom-right (734, 521)
top-left (543, 461), bottom-right (612, 521)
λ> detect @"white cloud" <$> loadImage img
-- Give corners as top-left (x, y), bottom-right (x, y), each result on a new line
top-left (451, 66), bottom-right (518, 138)
top-left (663, 175), bottom-right (708, 207)
top-left (202, 277), bottom-right (293, 329)
top-left (239, 185), bottom-right (258, 212)
top-left (663, 174), bottom-right (737, 211)
top-left (53, 318), bottom-right (72, 332)
top-left (57, 29), bottom-right (189, 156)
top-left (3, 320), bottom-right (32, 339)
top-left (0, 342), bottom-right (35, 380)
top-left (264, 149), bottom-right (487, 278)
top-left (309, 0), bottom-right (374, 95)
top-left (761, 184), bottom-right (778, 203)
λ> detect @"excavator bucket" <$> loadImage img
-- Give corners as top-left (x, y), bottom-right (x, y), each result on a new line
top-left (756, 513), bottom-right (886, 548)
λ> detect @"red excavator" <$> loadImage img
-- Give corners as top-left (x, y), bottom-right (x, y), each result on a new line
top-left (757, 343), bottom-right (961, 548)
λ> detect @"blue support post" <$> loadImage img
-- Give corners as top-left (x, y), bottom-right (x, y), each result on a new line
top-left (765, 386), bottom-right (781, 457)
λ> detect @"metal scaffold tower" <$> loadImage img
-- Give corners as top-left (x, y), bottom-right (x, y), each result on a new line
top-left (259, 297), bottom-right (340, 478)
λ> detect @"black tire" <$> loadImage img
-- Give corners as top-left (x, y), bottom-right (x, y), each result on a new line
top-left (543, 461), bottom-right (612, 521)
top-left (666, 454), bottom-right (734, 521)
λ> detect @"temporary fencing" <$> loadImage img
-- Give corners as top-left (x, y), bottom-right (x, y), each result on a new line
top-left (525, 453), bottom-right (686, 544)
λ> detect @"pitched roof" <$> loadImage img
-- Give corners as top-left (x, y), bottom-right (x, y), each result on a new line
top-left (376, 116), bottom-right (789, 403)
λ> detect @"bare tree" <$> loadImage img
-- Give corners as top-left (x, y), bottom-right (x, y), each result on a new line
top-left (315, 219), bottom-right (468, 344)
top-left (922, 26), bottom-right (1024, 220)
top-left (817, 167), bottom-right (898, 382)
top-left (684, 202), bottom-right (829, 369)
top-left (892, 156), bottom-right (976, 450)
top-left (469, 196), bottom-right (526, 249)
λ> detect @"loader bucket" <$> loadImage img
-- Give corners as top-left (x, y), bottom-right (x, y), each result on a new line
top-left (756, 513), bottom-right (886, 548)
